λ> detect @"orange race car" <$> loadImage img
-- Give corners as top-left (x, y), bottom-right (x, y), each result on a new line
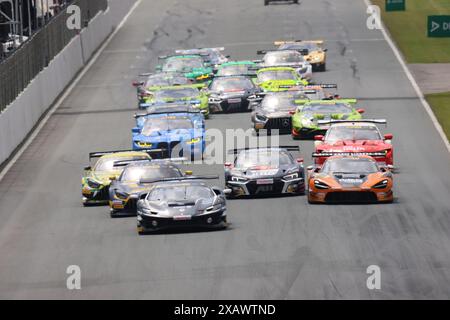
top-left (307, 155), bottom-right (393, 204)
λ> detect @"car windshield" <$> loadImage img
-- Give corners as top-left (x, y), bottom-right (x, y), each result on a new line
top-left (279, 43), bottom-right (320, 52)
top-left (141, 117), bottom-right (193, 135)
top-left (235, 150), bottom-right (293, 168)
top-left (302, 103), bottom-right (353, 115)
top-left (217, 65), bottom-right (251, 76)
top-left (154, 88), bottom-right (198, 100)
top-left (261, 94), bottom-right (297, 111)
top-left (120, 165), bottom-right (182, 182)
top-left (322, 158), bottom-right (379, 174)
top-left (258, 70), bottom-right (296, 82)
top-left (146, 74), bottom-right (189, 87)
top-left (148, 185), bottom-right (214, 202)
top-left (94, 156), bottom-right (148, 172)
top-left (326, 126), bottom-right (382, 142)
top-left (210, 77), bottom-right (254, 92)
top-left (162, 57), bottom-right (204, 72)
top-left (264, 51), bottom-right (304, 65)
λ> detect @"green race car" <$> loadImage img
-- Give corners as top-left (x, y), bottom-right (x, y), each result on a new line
top-left (291, 100), bottom-right (365, 139)
top-left (156, 55), bottom-right (214, 82)
top-left (82, 150), bottom-right (153, 206)
top-left (140, 84), bottom-right (210, 118)
top-left (215, 61), bottom-right (258, 78)
top-left (255, 67), bottom-right (309, 92)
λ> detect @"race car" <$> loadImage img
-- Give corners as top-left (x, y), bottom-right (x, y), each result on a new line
top-left (264, 0), bottom-right (299, 6)
top-left (207, 76), bottom-right (261, 113)
top-left (291, 100), bottom-right (364, 139)
top-left (156, 55), bottom-right (214, 82)
top-left (109, 159), bottom-right (190, 217)
top-left (307, 155), bottom-right (394, 204)
top-left (256, 50), bottom-right (312, 80)
top-left (274, 40), bottom-right (327, 71)
top-left (139, 85), bottom-right (209, 117)
top-left (215, 61), bottom-right (258, 78)
top-left (312, 120), bottom-right (394, 166)
top-left (251, 91), bottom-right (316, 135)
top-left (174, 47), bottom-right (230, 66)
top-left (82, 150), bottom-right (156, 206)
top-left (136, 176), bottom-right (229, 234)
top-left (132, 72), bottom-right (192, 107)
top-left (225, 146), bottom-right (305, 198)
top-left (255, 67), bottom-right (308, 92)
top-left (132, 112), bottom-right (205, 160)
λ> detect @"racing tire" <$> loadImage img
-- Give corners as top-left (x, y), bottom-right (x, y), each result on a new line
top-left (293, 0), bottom-right (299, 3)
top-left (319, 63), bottom-right (326, 72)
top-left (264, 0), bottom-right (269, 5)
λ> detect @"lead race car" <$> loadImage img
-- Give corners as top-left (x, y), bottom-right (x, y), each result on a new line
top-left (256, 50), bottom-right (313, 81)
top-left (215, 61), bottom-right (259, 78)
top-left (207, 76), bottom-right (261, 113)
top-left (109, 159), bottom-right (191, 217)
top-left (274, 40), bottom-right (328, 72)
top-left (307, 155), bottom-right (394, 204)
top-left (156, 54), bottom-right (214, 82)
top-left (312, 119), bottom-right (394, 167)
top-left (136, 176), bottom-right (230, 234)
top-left (225, 146), bottom-right (305, 198)
top-left (174, 47), bottom-right (230, 67)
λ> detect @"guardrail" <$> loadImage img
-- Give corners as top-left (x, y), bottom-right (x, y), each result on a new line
top-left (0, 0), bottom-right (107, 112)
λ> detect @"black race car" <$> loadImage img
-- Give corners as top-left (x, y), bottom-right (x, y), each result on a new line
top-left (136, 176), bottom-right (229, 234)
top-left (208, 76), bottom-right (261, 113)
top-left (225, 146), bottom-right (305, 198)
top-left (109, 159), bottom-right (190, 217)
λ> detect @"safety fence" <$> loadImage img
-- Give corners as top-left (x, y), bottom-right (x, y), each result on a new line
top-left (0, 0), bottom-right (107, 112)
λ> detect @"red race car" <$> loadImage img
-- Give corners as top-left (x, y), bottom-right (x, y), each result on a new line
top-left (312, 120), bottom-right (394, 167)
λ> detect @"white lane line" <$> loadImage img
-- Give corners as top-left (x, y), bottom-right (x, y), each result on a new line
top-left (0, 0), bottom-right (143, 182)
top-left (364, 0), bottom-right (450, 154)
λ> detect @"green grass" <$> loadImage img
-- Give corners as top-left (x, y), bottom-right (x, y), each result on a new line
top-left (372, 0), bottom-right (450, 63)
top-left (426, 92), bottom-right (450, 139)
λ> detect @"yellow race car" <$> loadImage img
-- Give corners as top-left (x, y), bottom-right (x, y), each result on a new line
top-left (81, 150), bottom-right (157, 206)
top-left (274, 40), bottom-right (327, 72)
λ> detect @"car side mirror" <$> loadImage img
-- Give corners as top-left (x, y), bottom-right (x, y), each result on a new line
top-left (384, 133), bottom-right (393, 140)
top-left (323, 49), bottom-right (328, 52)
top-left (224, 162), bottom-right (233, 168)
top-left (84, 166), bottom-right (91, 171)
top-left (185, 170), bottom-right (193, 176)
top-left (132, 127), bottom-right (140, 134)
top-left (296, 158), bottom-right (304, 164)
top-left (306, 165), bottom-right (314, 171)
top-left (314, 135), bottom-right (324, 141)
top-left (109, 176), bottom-right (116, 181)
top-left (357, 108), bottom-right (365, 114)
top-left (132, 81), bottom-right (144, 87)
top-left (223, 189), bottom-right (232, 195)
top-left (289, 110), bottom-right (296, 115)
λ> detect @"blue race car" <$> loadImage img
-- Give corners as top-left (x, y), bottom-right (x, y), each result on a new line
top-left (132, 110), bottom-right (205, 160)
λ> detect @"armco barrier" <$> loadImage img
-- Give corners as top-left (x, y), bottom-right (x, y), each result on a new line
top-left (0, 0), bottom-right (137, 166)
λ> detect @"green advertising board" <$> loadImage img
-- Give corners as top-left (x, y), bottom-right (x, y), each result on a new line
top-left (385, 0), bottom-right (405, 12)
top-left (428, 16), bottom-right (450, 38)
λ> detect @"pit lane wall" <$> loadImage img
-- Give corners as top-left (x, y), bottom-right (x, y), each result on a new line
top-left (0, 0), bottom-right (136, 166)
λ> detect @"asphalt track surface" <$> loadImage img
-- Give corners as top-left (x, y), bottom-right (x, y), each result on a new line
top-left (0, 0), bottom-right (450, 299)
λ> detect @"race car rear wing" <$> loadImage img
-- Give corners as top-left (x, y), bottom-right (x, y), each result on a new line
top-left (175, 47), bottom-right (225, 54)
top-left (316, 119), bottom-right (387, 126)
top-left (113, 157), bottom-right (188, 168)
top-left (89, 149), bottom-right (166, 160)
top-left (303, 84), bottom-right (337, 90)
top-left (158, 53), bottom-right (208, 60)
top-left (312, 152), bottom-right (387, 158)
top-left (274, 40), bottom-right (324, 46)
top-left (294, 98), bottom-right (357, 105)
top-left (113, 159), bottom-right (151, 168)
top-left (139, 175), bottom-right (220, 184)
top-left (134, 109), bottom-right (203, 118)
top-left (228, 145), bottom-right (300, 154)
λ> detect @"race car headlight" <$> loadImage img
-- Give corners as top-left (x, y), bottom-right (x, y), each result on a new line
top-left (314, 180), bottom-right (330, 189)
top-left (283, 173), bottom-right (299, 180)
top-left (115, 191), bottom-right (129, 200)
top-left (136, 142), bottom-right (152, 148)
top-left (372, 179), bottom-right (389, 189)
top-left (187, 137), bottom-right (201, 145)
top-left (208, 96), bottom-right (222, 103)
top-left (255, 114), bottom-right (268, 122)
top-left (231, 176), bottom-right (248, 182)
top-left (87, 179), bottom-right (102, 189)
